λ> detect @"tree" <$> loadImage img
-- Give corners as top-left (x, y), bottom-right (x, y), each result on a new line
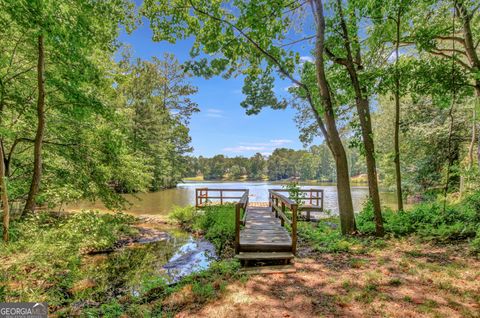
top-left (0, 142), bottom-right (9, 242)
top-left (409, 0), bottom-right (479, 185)
top-left (249, 153), bottom-right (266, 180)
top-left (1, 0), bottom-right (137, 214)
top-left (117, 54), bottom-right (199, 190)
top-left (143, 0), bottom-right (357, 234)
top-left (320, 0), bottom-right (384, 235)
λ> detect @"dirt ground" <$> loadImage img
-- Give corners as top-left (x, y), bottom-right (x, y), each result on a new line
top-left (173, 239), bottom-right (480, 318)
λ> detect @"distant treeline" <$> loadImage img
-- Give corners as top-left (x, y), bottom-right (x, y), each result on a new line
top-left (184, 144), bottom-right (366, 181)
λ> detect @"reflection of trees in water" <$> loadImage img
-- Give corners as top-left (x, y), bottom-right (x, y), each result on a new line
top-left (81, 236), bottom-right (185, 301)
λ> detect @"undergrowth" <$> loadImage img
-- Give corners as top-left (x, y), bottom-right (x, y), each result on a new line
top-left (169, 204), bottom-right (238, 255)
top-left (356, 191), bottom-right (480, 253)
top-left (0, 210), bottom-right (242, 317)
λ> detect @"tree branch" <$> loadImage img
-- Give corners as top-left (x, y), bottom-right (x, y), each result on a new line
top-left (280, 35), bottom-right (315, 47)
top-left (430, 50), bottom-right (472, 70)
top-left (325, 47), bottom-right (348, 65)
top-left (187, 0), bottom-right (306, 89)
top-left (18, 138), bottom-right (78, 147)
top-left (435, 35), bottom-right (465, 46)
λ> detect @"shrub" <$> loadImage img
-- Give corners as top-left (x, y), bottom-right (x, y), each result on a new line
top-left (471, 228), bottom-right (480, 255)
top-left (168, 205), bottom-right (198, 229)
top-left (357, 192), bottom-right (480, 244)
top-left (195, 204), bottom-right (237, 253)
top-left (298, 221), bottom-right (357, 253)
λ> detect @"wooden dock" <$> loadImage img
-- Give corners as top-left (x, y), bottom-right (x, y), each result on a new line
top-left (195, 187), bottom-right (324, 266)
top-left (239, 206), bottom-right (292, 252)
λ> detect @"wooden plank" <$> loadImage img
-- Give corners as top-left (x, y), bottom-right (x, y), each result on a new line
top-left (239, 265), bottom-right (296, 275)
top-left (235, 252), bottom-right (294, 260)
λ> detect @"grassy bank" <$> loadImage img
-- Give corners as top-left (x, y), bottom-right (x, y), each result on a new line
top-left (0, 210), bottom-right (242, 317)
top-left (169, 204), bottom-right (238, 257)
top-left (2, 192), bottom-right (478, 317)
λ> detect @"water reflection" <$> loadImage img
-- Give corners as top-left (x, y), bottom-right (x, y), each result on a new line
top-left (162, 238), bottom-right (217, 284)
top-left (68, 181), bottom-right (399, 215)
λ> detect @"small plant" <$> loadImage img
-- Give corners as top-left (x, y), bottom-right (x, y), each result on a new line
top-left (284, 181), bottom-right (305, 206)
top-left (356, 191), bottom-right (480, 244)
top-left (194, 204), bottom-right (237, 255)
top-left (168, 205), bottom-right (198, 229)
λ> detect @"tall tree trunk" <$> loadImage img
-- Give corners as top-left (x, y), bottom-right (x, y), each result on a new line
top-left (357, 98), bottom-right (384, 236)
top-left (394, 9), bottom-right (404, 211)
top-left (311, 0), bottom-right (356, 234)
top-left (474, 86), bottom-right (480, 171)
top-left (456, 2), bottom-right (480, 171)
top-left (0, 142), bottom-right (9, 242)
top-left (468, 108), bottom-right (476, 170)
top-left (334, 0), bottom-right (384, 236)
top-left (24, 35), bottom-right (46, 215)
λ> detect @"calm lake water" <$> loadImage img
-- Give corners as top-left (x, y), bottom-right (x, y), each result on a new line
top-left (67, 181), bottom-right (399, 215)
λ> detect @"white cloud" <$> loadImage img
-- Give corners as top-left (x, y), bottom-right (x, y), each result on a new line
top-left (205, 108), bottom-right (225, 118)
top-left (300, 56), bottom-right (314, 63)
top-left (270, 139), bottom-right (292, 145)
top-left (223, 139), bottom-right (293, 153)
top-left (223, 145), bottom-right (267, 153)
top-left (261, 152), bottom-right (272, 157)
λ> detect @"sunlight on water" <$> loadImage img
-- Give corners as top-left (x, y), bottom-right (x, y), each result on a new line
top-left (67, 181), bottom-right (399, 215)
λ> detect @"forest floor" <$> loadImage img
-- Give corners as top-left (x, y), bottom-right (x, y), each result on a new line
top-left (174, 238), bottom-right (480, 318)
top-left (2, 210), bottom-right (479, 317)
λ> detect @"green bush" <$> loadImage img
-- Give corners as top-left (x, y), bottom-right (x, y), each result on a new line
top-left (168, 205), bottom-right (198, 229)
top-left (194, 204), bottom-right (237, 253)
top-left (357, 192), bottom-right (480, 245)
top-left (298, 221), bottom-right (358, 253)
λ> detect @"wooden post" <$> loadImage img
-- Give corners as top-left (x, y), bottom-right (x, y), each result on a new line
top-left (321, 190), bottom-right (324, 211)
top-left (275, 197), bottom-right (279, 218)
top-left (235, 203), bottom-right (240, 254)
top-left (291, 203), bottom-right (298, 255)
top-left (281, 202), bottom-right (285, 226)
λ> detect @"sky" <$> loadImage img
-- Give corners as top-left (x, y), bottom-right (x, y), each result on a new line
top-left (117, 12), bottom-right (319, 158)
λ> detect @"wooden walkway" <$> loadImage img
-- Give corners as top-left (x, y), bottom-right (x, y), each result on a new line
top-left (239, 206), bottom-right (292, 252)
top-left (195, 187), bottom-right (324, 266)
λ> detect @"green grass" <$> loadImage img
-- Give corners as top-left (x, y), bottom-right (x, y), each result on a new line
top-left (0, 210), bottom-right (242, 317)
top-left (297, 218), bottom-right (385, 254)
top-left (169, 204), bottom-right (238, 256)
top-left (356, 191), bottom-right (480, 253)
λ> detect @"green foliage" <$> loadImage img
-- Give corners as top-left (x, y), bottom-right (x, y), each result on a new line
top-left (168, 205), bottom-right (198, 229)
top-left (0, 211), bottom-right (243, 316)
top-left (298, 220), bottom-right (358, 253)
top-left (195, 204), bottom-right (237, 254)
top-left (284, 181), bottom-right (305, 205)
top-left (184, 144), bottom-right (365, 182)
top-left (357, 193), bottom-right (480, 248)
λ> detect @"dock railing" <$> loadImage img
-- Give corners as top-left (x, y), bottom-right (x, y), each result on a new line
top-left (194, 188), bottom-right (249, 254)
top-left (235, 190), bottom-right (249, 254)
top-left (268, 188), bottom-right (324, 221)
top-left (195, 188), bottom-right (249, 207)
top-left (268, 190), bottom-right (298, 254)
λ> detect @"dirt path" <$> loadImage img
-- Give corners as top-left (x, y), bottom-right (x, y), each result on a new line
top-left (174, 239), bottom-right (480, 317)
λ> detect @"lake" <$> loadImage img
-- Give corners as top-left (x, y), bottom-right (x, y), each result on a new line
top-left (67, 181), bottom-right (399, 216)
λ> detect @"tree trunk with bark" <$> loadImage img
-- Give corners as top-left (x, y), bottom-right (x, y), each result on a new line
top-left (311, 0), bottom-right (356, 234)
top-left (0, 142), bottom-right (9, 242)
top-left (456, 2), bottom-right (479, 171)
top-left (394, 9), bottom-right (404, 211)
top-left (24, 35), bottom-right (46, 215)
top-left (333, 0), bottom-right (384, 236)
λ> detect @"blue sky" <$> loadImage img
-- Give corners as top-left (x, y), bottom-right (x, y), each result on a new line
top-left (118, 13), bottom-right (319, 157)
